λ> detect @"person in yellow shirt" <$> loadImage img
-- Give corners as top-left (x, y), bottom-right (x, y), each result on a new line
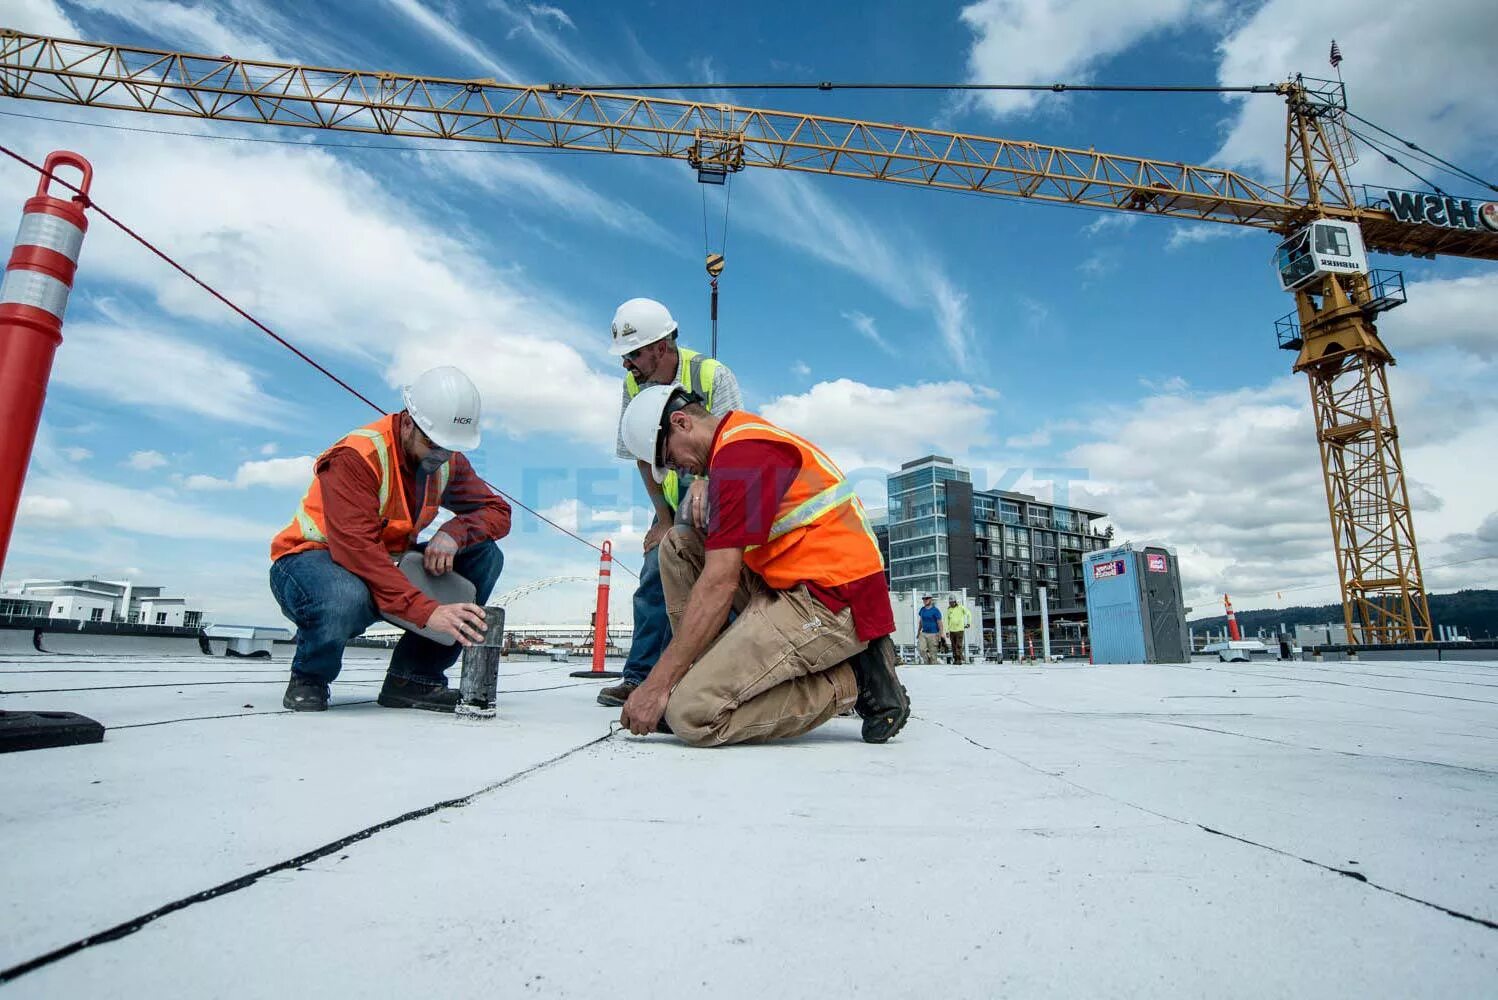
top-left (946, 596), bottom-right (972, 665)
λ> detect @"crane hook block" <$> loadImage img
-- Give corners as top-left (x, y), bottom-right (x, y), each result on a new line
top-left (705, 253), bottom-right (725, 277)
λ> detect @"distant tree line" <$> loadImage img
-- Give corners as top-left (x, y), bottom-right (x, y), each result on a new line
top-left (1188, 589), bottom-right (1498, 639)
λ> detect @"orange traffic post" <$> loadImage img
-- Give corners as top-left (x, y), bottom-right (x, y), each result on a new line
top-left (1224, 594), bottom-right (1242, 641)
top-left (0, 151), bottom-right (92, 574)
top-left (571, 539), bottom-right (622, 679)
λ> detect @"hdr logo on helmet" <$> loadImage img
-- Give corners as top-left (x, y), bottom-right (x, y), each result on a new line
top-left (453, 416), bottom-right (473, 424)
top-left (614, 322), bottom-right (637, 338)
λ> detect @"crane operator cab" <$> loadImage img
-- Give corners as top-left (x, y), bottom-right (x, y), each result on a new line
top-left (1274, 219), bottom-right (1370, 291)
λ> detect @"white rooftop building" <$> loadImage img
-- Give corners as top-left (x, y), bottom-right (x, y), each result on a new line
top-left (0, 578), bottom-right (206, 628)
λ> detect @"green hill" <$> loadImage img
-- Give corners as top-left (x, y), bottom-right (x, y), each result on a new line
top-left (1188, 589), bottom-right (1498, 640)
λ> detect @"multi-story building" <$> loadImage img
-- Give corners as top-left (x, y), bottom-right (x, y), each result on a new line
top-left (0, 578), bottom-right (205, 628)
top-left (886, 456), bottom-right (1113, 652)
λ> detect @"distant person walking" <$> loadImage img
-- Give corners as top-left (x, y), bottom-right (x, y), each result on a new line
top-left (269, 367), bottom-right (509, 713)
top-left (917, 594), bottom-right (943, 664)
top-left (946, 596), bottom-right (971, 664)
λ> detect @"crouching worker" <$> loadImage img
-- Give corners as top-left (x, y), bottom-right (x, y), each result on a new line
top-left (616, 386), bottom-right (910, 746)
top-left (269, 366), bottom-right (510, 713)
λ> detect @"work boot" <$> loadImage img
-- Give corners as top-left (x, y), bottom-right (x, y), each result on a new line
top-left (377, 675), bottom-right (461, 713)
top-left (596, 680), bottom-right (638, 707)
top-left (283, 674), bottom-right (329, 712)
top-left (849, 637), bottom-right (910, 744)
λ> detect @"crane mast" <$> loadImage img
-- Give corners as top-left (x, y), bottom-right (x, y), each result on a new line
top-left (5, 31), bottom-right (1496, 643)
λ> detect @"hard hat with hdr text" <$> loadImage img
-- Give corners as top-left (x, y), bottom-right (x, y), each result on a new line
top-left (402, 366), bottom-right (482, 451)
top-left (621, 383), bottom-right (691, 483)
top-left (609, 297), bottom-right (678, 356)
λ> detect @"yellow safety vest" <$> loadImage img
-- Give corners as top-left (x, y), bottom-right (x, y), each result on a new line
top-left (625, 346), bottom-right (721, 510)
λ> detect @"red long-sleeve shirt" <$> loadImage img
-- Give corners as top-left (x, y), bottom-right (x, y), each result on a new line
top-left (319, 447), bottom-right (511, 627)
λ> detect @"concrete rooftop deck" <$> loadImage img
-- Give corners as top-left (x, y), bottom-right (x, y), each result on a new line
top-left (2, 647), bottom-right (1495, 997)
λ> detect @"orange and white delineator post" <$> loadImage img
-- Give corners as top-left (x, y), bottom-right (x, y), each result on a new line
top-left (1224, 594), bottom-right (1243, 641)
top-left (570, 539), bottom-right (623, 679)
top-left (0, 151), bottom-right (92, 574)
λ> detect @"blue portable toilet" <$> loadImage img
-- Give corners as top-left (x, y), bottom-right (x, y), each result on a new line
top-left (1082, 543), bottom-right (1189, 664)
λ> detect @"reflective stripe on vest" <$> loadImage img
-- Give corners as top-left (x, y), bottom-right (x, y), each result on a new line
top-left (271, 415), bottom-right (452, 561)
top-left (713, 412), bottom-right (883, 588)
top-left (624, 347), bottom-right (720, 408)
top-left (765, 478), bottom-right (857, 542)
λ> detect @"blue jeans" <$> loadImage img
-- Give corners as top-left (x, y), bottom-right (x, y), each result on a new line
top-left (269, 542), bottom-right (504, 685)
top-left (621, 545), bottom-right (671, 686)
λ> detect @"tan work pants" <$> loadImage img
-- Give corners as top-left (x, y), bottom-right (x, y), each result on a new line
top-left (658, 528), bottom-right (864, 747)
top-left (917, 631), bottom-right (940, 664)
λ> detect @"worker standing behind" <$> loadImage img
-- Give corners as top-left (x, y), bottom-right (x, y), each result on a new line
top-left (917, 594), bottom-right (943, 664)
top-left (269, 366), bottom-right (510, 713)
top-left (946, 595), bottom-right (971, 664)
top-left (596, 297), bottom-right (743, 709)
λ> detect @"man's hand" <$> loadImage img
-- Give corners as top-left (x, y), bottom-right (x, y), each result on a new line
top-left (683, 478), bottom-right (710, 531)
top-left (643, 516), bottom-right (668, 554)
top-left (423, 532), bottom-right (461, 576)
top-left (619, 678), bottom-right (671, 735)
top-left (427, 602), bottom-right (487, 646)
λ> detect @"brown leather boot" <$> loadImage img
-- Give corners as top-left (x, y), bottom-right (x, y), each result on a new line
top-left (596, 680), bottom-right (638, 707)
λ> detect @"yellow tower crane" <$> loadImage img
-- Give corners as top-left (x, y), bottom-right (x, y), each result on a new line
top-left (4, 30), bottom-right (1497, 643)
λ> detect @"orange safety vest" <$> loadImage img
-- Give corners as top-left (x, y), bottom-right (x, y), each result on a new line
top-left (712, 411), bottom-right (883, 590)
top-left (270, 414), bottom-right (452, 562)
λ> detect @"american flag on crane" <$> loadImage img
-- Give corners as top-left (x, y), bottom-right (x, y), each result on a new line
top-left (1329, 40), bottom-right (1343, 69)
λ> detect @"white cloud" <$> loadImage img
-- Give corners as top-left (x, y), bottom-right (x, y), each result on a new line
top-left (418, 150), bottom-right (675, 249)
top-left (791, 361), bottom-right (812, 378)
top-left (69, 0), bottom-right (292, 62)
top-left (5, 0), bottom-right (78, 35)
top-left (761, 379), bottom-right (997, 473)
top-left (1379, 273), bottom-right (1498, 359)
top-left (18, 495), bottom-right (74, 521)
top-left (380, 0), bottom-right (518, 82)
top-left (1164, 222), bottom-right (1252, 252)
top-left (1083, 214), bottom-right (1137, 237)
top-left (841, 311), bottom-right (895, 354)
top-left (0, 104), bottom-right (623, 446)
top-left (18, 469), bottom-right (278, 542)
top-left (1004, 430), bottom-right (1051, 449)
top-left (742, 175), bottom-right (976, 365)
top-left (53, 321), bottom-right (286, 428)
top-left (1212, 0), bottom-right (1498, 185)
top-left (184, 455), bottom-right (314, 491)
top-left (1058, 341), bottom-right (1498, 611)
top-left (526, 3), bottom-right (574, 29)
top-left (959, 0), bottom-right (1201, 117)
top-left (125, 450), bottom-right (169, 471)
top-left (259, 443), bottom-right (279, 456)
top-left (62, 447), bottom-right (93, 462)
top-left (488, 0), bottom-right (595, 79)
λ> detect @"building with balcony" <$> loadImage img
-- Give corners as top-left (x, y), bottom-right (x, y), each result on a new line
top-left (886, 456), bottom-right (1113, 653)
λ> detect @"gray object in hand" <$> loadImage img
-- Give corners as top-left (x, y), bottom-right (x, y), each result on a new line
top-left (382, 550), bottom-right (477, 645)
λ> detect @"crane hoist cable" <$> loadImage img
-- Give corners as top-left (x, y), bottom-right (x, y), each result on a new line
top-left (700, 173), bottom-right (733, 358)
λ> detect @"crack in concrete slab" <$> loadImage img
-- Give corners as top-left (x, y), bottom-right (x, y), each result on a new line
top-left (0, 727), bottom-right (618, 985)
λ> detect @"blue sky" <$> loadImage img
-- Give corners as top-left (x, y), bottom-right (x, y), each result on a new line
top-left (2, 0), bottom-right (1496, 624)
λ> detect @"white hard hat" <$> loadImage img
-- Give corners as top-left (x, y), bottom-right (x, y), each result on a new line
top-left (621, 383), bottom-right (689, 483)
top-left (609, 297), bottom-right (678, 357)
top-left (401, 366), bottom-right (482, 451)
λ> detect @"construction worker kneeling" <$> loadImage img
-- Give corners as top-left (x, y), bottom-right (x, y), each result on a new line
top-left (269, 367), bottom-right (510, 713)
top-left (617, 385), bottom-right (910, 746)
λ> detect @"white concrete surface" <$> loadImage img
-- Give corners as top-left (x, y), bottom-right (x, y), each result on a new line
top-left (2, 652), bottom-right (1495, 997)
